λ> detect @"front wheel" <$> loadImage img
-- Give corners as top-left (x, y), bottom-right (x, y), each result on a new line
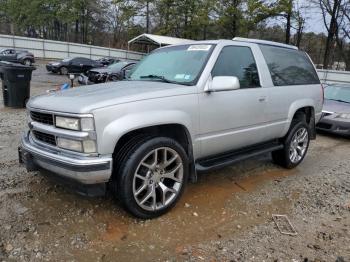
top-left (60, 66), bottom-right (68, 75)
top-left (114, 137), bottom-right (189, 218)
top-left (272, 121), bottom-right (310, 169)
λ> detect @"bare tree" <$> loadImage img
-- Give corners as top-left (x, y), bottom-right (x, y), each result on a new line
top-left (318, 0), bottom-right (343, 69)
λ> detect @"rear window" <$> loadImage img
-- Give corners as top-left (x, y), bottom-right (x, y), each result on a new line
top-left (259, 45), bottom-right (320, 86)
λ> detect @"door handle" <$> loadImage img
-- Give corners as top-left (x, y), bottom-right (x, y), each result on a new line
top-left (258, 96), bottom-right (267, 102)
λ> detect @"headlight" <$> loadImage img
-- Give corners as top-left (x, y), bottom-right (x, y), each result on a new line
top-left (57, 137), bottom-right (96, 153)
top-left (337, 113), bottom-right (350, 119)
top-left (56, 116), bottom-right (80, 130)
top-left (55, 116), bottom-right (94, 131)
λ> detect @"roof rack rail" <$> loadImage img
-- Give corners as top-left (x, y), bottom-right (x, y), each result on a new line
top-left (233, 37), bottom-right (298, 50)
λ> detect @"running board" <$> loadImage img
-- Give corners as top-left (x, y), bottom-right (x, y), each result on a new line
top-left (195, 141), bottom-right (283, 173)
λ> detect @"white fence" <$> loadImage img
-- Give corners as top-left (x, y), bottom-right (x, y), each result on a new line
top-left (317, 69), bottom-right (350, 85)
top-left (0, 34), bottom-right (144, 61)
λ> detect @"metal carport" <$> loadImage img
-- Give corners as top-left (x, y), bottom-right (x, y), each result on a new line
top-left (128, 33), bottom-right (194, 52)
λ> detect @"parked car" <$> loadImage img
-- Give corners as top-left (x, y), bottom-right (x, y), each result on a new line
top-left (78, 61), bottom-right (136, 85)
top-left (19, 38), bottom-right (323, 218)
top-left (46, 57), bottom-right (103, 75)
top-left (316, 84), bottom-right (350, 136)
top-left (0, 48), bottom-right (35, 65)
top-left (95, 57), bottom-right (120, 66)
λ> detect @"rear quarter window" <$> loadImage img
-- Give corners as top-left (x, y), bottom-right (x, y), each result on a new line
top-left (259, 45), bottom-right (320, 86)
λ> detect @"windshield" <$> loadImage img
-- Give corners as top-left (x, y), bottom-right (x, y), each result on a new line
top-left (129, 44), bottom-right (214, 85)
top-left (324, 85), bottom-right (350, 103)
top-left (108, 62), bottom-right (128, 71)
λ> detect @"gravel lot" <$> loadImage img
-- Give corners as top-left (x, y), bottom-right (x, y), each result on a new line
top-left (0, 62), bottom-right (349, 261)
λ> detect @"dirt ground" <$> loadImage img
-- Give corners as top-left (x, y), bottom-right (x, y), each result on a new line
top-left (0, 62), bottom-right (349, 261)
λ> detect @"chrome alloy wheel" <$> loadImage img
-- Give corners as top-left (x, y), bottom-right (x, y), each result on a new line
top-left (289, 127), bottom-right (309, 163)
top-left (132, 147), bottom-right (184, 211)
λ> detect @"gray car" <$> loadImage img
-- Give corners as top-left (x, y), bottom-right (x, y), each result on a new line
top-left (0, 48), bottom-right (35, 65)
top-left (317, 84), bottom-right (350, 136)
top-left (19, 38), bottom-right (323, 218)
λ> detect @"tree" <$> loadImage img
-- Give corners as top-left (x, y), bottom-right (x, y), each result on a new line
top-left (318, 0), bottom-right (343, 69)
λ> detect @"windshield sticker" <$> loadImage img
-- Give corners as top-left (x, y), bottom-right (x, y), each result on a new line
top-left (184, 75), bottom-right (191, 80)
top-left (175, 74), bottom-right (185, 79)
top-left (187, 45), bottom-right (211, 51)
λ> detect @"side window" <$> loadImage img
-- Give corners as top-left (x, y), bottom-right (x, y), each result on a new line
top-left (79, 58), bottom-right (90, 64)
top-left (259, 45), bottom-right (320, 86)
top-left (211, 46), bottom-right (260, 88)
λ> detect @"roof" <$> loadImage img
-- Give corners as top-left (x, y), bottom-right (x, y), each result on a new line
top-left (233, 37), bottom-right (298, 50)
top-left (128, 33), bottom-right (194, 46)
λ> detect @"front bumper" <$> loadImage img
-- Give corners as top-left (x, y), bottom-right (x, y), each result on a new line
top-left (19, 132), bottom-right (113, 184)
top-left (46, 65), bottom-right (58, 73)
top-left (316, 116), bottom-right (350, 136)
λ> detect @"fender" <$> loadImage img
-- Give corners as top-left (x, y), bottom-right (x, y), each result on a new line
top-left (98, 110), bottom-right (196, 155)
top-left (281, 98), bottom-right (316, 136)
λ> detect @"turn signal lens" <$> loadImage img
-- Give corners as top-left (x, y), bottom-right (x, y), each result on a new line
top-left (57, 137), bottom-right (83, 152)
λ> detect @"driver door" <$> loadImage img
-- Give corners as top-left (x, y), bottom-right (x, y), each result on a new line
top-left (198, 45), bottom-right (268, 158)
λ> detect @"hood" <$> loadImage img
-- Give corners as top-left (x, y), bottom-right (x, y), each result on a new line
top-left (48, 61), bottom-right (61, 65)
top-left (28, 81), bottom-right (194, 114)
top-left (89, 67), bottom-right (112, 74)
top-left (323, 99), bottom-right (350, 114)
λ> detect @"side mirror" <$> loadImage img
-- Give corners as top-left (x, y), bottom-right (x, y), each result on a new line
top-left (207, 76), bottom-right (240, 92)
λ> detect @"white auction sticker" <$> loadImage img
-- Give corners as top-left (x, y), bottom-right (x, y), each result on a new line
top-left (187, 45), bottom-right (211, 51)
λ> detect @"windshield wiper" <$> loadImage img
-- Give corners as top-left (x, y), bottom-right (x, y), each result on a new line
top-left (328, 98), bottom-right (350, 104)
top-left (139, 74), bottom-right (183, 85)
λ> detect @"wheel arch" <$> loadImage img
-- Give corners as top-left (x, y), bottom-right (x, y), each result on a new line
top-left (285, 100), bottom-right (316, 139)
top-left (111, 123), bottom-right (197, 182)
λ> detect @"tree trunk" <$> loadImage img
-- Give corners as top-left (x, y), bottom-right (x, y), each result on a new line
top-left (323, 0), bottom-right (340, 69)
top-left (75, 20), bottom-right (79, 43)
top-left (285, 12), bottom-right (291, 44)
top-left (146, 1), bottom-right (150, 33)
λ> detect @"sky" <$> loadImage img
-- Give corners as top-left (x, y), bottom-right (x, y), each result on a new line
top-left (301, 2), bottom-right (327, 33)
top-left (269, 0), bottom-right (327, 34)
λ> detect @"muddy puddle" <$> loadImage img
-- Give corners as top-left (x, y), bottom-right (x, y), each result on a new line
top-left (16, 160), bottom-right (299, 261)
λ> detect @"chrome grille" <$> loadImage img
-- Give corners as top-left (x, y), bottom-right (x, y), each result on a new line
top-left (30, 111), bottom-right (54, 125)
top-left (32, 130), bottom-right (56, 146)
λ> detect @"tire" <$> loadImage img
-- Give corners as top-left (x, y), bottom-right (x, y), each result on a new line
top-left (23, 59), bottom-right (32, 66)
top-left (272, 117), bottom-right (310, 169)
top-left (60, 66), bottom-right (68, 75)
top-left (114, 137), bottom-right (189, 219)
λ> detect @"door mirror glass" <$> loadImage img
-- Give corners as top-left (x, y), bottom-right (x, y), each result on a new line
top-left (208, 76), bottom-right (240, 92)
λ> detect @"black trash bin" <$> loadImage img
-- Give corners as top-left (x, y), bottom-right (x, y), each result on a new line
top-left (0, 61), bottom-right (35, 108)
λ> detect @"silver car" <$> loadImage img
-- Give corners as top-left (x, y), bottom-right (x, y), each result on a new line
top-left (19, 38), bottom-right (323, 218)
top-left (317, 84), bottom-right (350, 136)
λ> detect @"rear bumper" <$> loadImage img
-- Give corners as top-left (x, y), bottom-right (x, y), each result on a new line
top-left (19, 132), bottom-right (113, 185)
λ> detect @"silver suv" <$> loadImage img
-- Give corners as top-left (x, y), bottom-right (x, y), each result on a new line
top-left (19, 38), bottom-right (323, 218)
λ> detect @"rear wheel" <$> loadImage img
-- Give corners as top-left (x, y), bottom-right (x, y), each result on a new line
top-left (23, 59), bottom-right (32, 66)
top-left (114, 137), bottom-right (188, 218)
top-left (272, 116), bottom-right (310, 169)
